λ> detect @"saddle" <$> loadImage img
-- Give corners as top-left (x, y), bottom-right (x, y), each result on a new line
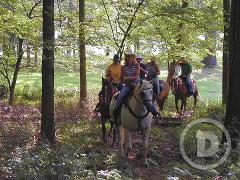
top-left (111, 86), bottom-right (135, 125)
top-left (177, 76), bottom-right (196, 95)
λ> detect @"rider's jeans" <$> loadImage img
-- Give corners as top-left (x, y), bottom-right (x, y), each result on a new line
top-left (114, 85), bottom-right (130, 110)
top-left (152, 77), bottom-right (160, 94)
top-left (185, 75), bottom-right (193, 94)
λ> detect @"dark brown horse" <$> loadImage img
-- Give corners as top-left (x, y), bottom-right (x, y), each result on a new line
top-left (168, 61), bottom-right (198, 115)
top-left (99, 77), bottom-right (118, 143)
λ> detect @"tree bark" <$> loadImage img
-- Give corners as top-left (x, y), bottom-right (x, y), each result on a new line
top-left (26, 43), bottom-right (31, 66)
top-left (101, 0), bottom-right (144, 61)
top-left (9, 38), bottom-right (24, 105)
top-left (41, 0), bottom-right (55, 143)
top-left (34, 47), bottom-right (38, 66)
top-left (79, 0), bottom-right (87, 101)
top-left (222, 0), bottom-right (230, 104)
top-left (223, 0), bottom-right (240, 148)
top-left (134, 38), bottom-right (140, 53)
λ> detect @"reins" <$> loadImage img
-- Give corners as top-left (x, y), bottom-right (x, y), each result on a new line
top-left (126, 99), bottom-right (149, 120)
top-left (125, 87), bottom-right (151, 132)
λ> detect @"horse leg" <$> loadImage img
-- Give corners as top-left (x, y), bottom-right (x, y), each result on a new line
top-left (175, 96), bottom-right (179, 114)
top-left (142, 128), bottom-right (150, 166)
top-left (185, 98), bottom-right (187, 112)
top-left (181, 98), bottom-right (186, 115)
top-left (108, 120), bottom-right (113, 140)
top-left (119, 126), bottom-right (125, 154)
top-left (124, 130), bottom-right (132, 157)
top-left (109, 120), bottom-right (116, 147)
top-left (183, 98), bottom-right (187, 114)
top-left (114, 125), bottom-right (121, 149)
top-left (193, 93), bottom-right (197, 107)
top-left (101, 118), bottom-right (107, 143)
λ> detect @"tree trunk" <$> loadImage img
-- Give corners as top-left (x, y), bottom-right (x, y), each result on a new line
top-left (34, 47), bottom-right (38, 66)
top-left (41, 0), bottom-right (55, 143)
top-left (222, 0), bottom-right (230, 104)
top-left (26, 43), bottom-right (31, 67)
top-left (9, 38), bottom-right (24, 105)
top-left (134, 38), bottom-right (140, 53)
top-left (79, 0), bottom-right (87, 101)
top-left (223, 0), bottom-right (240, 148)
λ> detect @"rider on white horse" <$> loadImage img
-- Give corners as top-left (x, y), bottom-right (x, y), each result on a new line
top-left (113, 53), bottom-right (161, 121)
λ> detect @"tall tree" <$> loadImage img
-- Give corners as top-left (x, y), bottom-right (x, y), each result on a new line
top-left (101, 0), bottom-right (144, 59)
top-left (0, 0), bottom-right (42, 105)
top-left (79, 0), bottom-right (87, 101)
top-left (9, 38), bottom-right (24, 105)
top-left (222, 0), bottom-right (230, 104)
top-left (26, 42), bottom-right (31, 66)
top-left (41, 0), bottom-right (55, 143)
top-left (223, 0), bottom-right (240, 148)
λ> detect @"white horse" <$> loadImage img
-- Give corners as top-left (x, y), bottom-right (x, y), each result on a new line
top-left (110, 80), bottom-right (154, 165)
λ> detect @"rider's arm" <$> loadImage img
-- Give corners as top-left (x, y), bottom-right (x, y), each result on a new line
top-left (105, 65), bottom-right (114, 82)
top-left (140, 64), bottom-right (148, 75)
top-left (105, 66), bottom-right (111, 77)
top-left (156, 65), bottom-right (160, 76)
top-left (120, 66), bottom-right (125, 82)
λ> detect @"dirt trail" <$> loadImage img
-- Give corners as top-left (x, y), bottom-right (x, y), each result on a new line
top-left (104, 116), bottom-right (184, 179)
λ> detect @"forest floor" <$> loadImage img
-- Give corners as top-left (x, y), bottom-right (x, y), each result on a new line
top-left (1, 98), bottom-right (239, 179)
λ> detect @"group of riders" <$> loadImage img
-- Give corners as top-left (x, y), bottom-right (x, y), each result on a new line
top-left (98, 52), bottom-right (194, 120)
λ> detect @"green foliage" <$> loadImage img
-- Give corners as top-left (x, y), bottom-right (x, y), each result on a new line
top-left (52, 0), bottom-right (224, 67)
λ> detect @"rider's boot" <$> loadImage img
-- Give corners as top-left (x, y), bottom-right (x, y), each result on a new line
top-left (152, 111), bottom-right (161, 119)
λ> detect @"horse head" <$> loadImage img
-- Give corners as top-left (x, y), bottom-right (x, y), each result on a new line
top-left (101, 77), bottom-right (113, 105)
top-left (168, 60), bottom-right (178, 75)
top-left (134, 80), bottom-right (154, 112)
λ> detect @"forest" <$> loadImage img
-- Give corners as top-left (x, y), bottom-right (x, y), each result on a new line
top-left (0, 0), bottom-right (240, 179)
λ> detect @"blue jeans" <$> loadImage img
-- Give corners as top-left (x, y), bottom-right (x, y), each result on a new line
top-left (185, 75), bottom-right (193, 94)
top-left (114, 85), bottom-right (130, 110)
top-left (117, 83), bottom-right (123, 91)
top-left (152, 77), bottom-right (160, 94)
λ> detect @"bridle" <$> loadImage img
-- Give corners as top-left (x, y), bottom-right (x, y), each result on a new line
top-left (102, 80), bottom-right (113, 106)
top-left (126, 86), bottom-right (153, 120)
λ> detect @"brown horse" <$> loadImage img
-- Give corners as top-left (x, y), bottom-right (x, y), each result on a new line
top-left (155, 67), bottom-right (172, 112)
top-left (168, 61), bottom-right (198, 115)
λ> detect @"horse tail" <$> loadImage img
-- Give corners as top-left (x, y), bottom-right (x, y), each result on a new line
top-left (196, 93), bottom-right (202, 102)
top-left (193, 86), bottom-right (202, 106)
top-left (158, 96), bottom-right (167, 111)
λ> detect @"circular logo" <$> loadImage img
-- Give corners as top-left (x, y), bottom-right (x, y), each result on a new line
top-left (179, 118), bottom-right (231, 170)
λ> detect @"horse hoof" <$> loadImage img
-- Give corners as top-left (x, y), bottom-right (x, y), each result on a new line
top-left (103, 137), bottom-right (107, 143)
top-left (111, 143), bottom-right (116, 149)
top-left (143, 161), bottom-right (149, 168)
